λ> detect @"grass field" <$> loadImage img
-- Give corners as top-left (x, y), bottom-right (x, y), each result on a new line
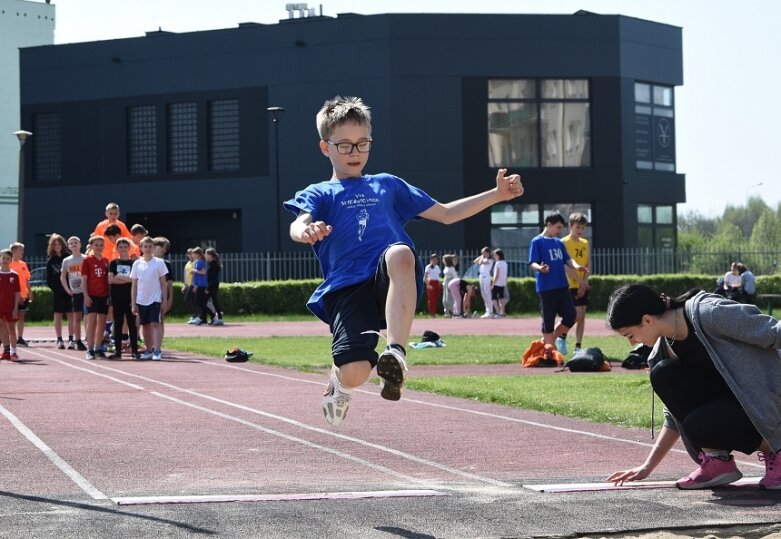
top-left (166, 334), bottom-right (662, 429)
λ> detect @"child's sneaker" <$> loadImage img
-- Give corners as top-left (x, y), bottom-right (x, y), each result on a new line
top-left (10, 353), bottom-right (19, 362)
top-left (555, 336), bottom-right (568, 356)
top-left (1, 352), bottom-right (10, 360)
top-left (85, 350), bottom-right (96, 360)
top-left (140, 351), bottom-right (154, 360)
top-left (76, 340), bottom-right (88, 351)
top-left (57, 338), bottom-right (65, 350)
top-left (759, 451), bottom-right (781, 490)
top-left (16, 337), bottom-right (28, 347)
top-left (676, 452), bottom-right (742, 489)
top-left (322, 366), bottom-right (352, 427)
top-left (376, 345), bottom-right (408, 401)
top-left (66, 339), bottom-right (76, 350)
top-left (152, 351), bottom-right (162, 361)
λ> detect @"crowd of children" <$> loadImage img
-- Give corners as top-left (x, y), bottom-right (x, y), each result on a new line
top-left (0, 202), bottom-right (225, 362)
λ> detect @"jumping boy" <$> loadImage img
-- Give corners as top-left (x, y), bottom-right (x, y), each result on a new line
top-left (82, 235), bottom-right (110, 359)
top-left (9, 242), bottom-right (31, 347)
top-left (561, 212), bottom-right (591, 355)
top-left (60, 236), bottom-right (87, 350)
top-left (528, 212), bottom-right (587, 354)
top-left (131, 237), bottom-right (168, 361)
top-left (284, 95), bottom-right (523, 427)
top-left (0, 249), bottom-right (21, 361)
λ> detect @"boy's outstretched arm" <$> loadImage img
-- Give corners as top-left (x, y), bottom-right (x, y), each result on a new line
top-left (419, 169), bottom-right (523, 225)
top-left (290, 211), bottom-right (333, 245)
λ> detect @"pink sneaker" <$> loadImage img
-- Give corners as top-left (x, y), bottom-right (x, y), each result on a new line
top-left (676, 452), bottom-right (743, 490)
top-left (759, 451), bottom-right (781, 490)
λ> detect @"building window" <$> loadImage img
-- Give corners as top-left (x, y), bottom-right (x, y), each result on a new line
top-left (490, 202), bottom-right (593, 251)
top-left (128, 105), bottom-right (158, 176)
top-left (167, 102), bottom-right (198, 174)
top-left (488, 79), bottom-right (590, 168)
top-left (32, 112), bottom-right (62, 182)
top-left (208, 99), bottom-right (240, 172)
top-left (637, 203), bottom-right (675, 248)
top-left (634, 82), bottom-right (675, 172)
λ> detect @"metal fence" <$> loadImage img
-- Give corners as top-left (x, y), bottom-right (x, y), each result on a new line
top-left (24, 247), bottom-right (781, 283)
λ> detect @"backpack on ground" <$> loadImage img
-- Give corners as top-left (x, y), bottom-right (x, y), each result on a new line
top-left (563, 347), bottom-right (611, 372)
top-left (521, 340), bottom-right (565, 368)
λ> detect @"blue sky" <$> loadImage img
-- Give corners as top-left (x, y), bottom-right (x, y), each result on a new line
top-left (53, 0), bottom-right (781, 217)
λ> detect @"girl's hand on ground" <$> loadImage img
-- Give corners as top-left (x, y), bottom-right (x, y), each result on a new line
top-left (607, 465), bottom-right (651, 485)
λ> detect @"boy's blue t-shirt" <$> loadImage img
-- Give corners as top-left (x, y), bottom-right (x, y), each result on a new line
top-left (528, 234), bottom-right (571, 292)
top-left (283, 173), bottom-right (437, 323)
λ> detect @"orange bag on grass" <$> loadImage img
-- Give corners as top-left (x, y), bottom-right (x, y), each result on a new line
top-left (521, 339), bottom-right (565, 368)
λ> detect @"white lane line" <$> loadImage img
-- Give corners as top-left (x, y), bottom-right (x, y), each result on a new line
top-left (150, 391), bottom-right (433, 485)
top-left (0, 403), bottom-right (109, 501)
top-left (523, 477), bottom-right (762, 493)
top-left (56, 353), bottom-right (512, 488)
top-left (113, 489), bottom-right (447, 506)
top-left (201, 361), bottom-right (771, 469)
top-left (21, 350), bottom-right (455, 489)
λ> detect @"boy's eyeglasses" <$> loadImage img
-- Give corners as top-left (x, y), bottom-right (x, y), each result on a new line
top-left (327, 140), bottom-right (372, 155)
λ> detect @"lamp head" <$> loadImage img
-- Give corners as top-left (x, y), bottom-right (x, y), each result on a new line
top-left (14, 130), bottom-right (33, 143)
top-left (267, 106), bottom-right (285, 122)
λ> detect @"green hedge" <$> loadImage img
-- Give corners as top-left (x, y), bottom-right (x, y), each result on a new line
top-left (24, 274), bottom-right (781, 321)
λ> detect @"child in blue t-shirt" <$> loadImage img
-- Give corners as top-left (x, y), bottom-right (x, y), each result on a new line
top-left (284, 95), bottom-right (524, 427)
top-left (528, 212), bottom-right (587, 355)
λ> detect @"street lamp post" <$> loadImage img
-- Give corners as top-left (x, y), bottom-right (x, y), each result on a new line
top-left (13, 130), bottom-right (33, 243)
top-left (267, 106), bottom-right (285, 253)
top-left (744, 181), bottom-right (764, 238)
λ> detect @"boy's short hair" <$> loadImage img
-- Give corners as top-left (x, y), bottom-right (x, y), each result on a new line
top-left (131, 224), bottom-right (148, 236)
top-left (67, 236), bottom-right (81, 244)
top-left (139, 236), bottom-right (155, 247)
top-left (105, 202), bottom-right (120, 211)
top-left (0, 248), bottom-right (12, 258)
top-left (568, 212), bottom-right (588, 226)
top-left (105, 224), bottom-right (121, 237)
top-left (152, 236), bottom-right (170, 253)
top-left (115, 237), bottom-right (131, 248)
top-left (316, 96), bottom-right (372, 140)
top-left (544, 212), bottom-right (566, 226)
top-left (88, 235), bottom-right (104, 245)
top-left (10, 242), bottom-right (24, 252)
top-left (192, 247), bottom-right (204, 256)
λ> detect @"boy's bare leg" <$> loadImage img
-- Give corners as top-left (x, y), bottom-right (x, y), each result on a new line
top-left (575, 305), bottom-right (586, 344)
top-left (384, 244), bottom-right (416, 348)
top-left (16, 313), bottom-right (25, 339)
top-left (338, 360), bottom-right (373, 389)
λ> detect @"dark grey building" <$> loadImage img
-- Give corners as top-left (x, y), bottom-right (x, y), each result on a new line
top-left (19, 11), bottom-right (684, 255)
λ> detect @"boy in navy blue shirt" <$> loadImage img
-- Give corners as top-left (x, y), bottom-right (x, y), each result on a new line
top-left (285, 96), bottom-right (524, 427)
top-left (528, 212), bottom-right (587, 354)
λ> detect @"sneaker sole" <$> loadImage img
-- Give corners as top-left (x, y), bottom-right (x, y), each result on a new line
top-left (376, 353), bottom-right (406, 401)
top-left (676, 470), bottom-right (743, 490)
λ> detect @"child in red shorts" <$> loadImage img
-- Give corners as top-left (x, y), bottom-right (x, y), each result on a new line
top-left (0, 249), bottom-right (21, 361)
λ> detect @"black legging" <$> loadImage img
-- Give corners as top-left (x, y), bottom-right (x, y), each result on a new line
top-left (111, 296), bottom-right (138, 355)
top-left (195, 286), bottom-right (209, 321)
top-left (207, 285), bottom-right (222, 321)
top-left (650, 358), bottom-right (762, 454)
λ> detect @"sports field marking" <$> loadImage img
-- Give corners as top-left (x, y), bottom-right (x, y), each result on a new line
top-left (112, 489), bottom-right (447, 506)
top-left (524, 477), bottom-right (762, 493)
top-left (26, 349), bottom-right (508, 490)
top-left (201, 360), bottom-right (766, 471)
top-left (0, 402), bottom-right (109, 501)
top-left (48, 352), bottom-right (513, 488)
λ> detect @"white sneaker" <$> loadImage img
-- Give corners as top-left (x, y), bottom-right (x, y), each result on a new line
top-left (376, 345), bottom-right (408, 401)
top-left (555, 337), bottom-right (568, 356)
top-left (140, 351), bottom-right (154, 360)
top-left (322, 366), bottom-right (352, 427)
top-left (152, 351), bottom-right (162, 361)
top-left (480, 313), bottom-right (493, 319)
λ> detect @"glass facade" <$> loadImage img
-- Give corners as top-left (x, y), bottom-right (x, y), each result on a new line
top-left (488, 79), bottom-right (590, 168)
top-left (208, 99), bottom-right (240, 172)
top-left (167, 102), bottom-right (198, 174)
top-left (637, 203), bottom-right (675, 248)
top-left (32, 112), bottom-right (62, 183)
top-left (128, 105), bottom-right (158, 176)
top-left (491, 202), bottom-right (593, 251)
top-left (634, 82), bottom-right (675, 172)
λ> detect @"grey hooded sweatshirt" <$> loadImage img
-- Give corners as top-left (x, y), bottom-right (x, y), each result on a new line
top-left (649, 291), bottom-right (781, 461)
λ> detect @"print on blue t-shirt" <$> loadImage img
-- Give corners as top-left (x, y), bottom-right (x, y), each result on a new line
top-left (528, 234), bottom-right (571, 292)
top-left (283, 173), bottom-right (437, 323)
